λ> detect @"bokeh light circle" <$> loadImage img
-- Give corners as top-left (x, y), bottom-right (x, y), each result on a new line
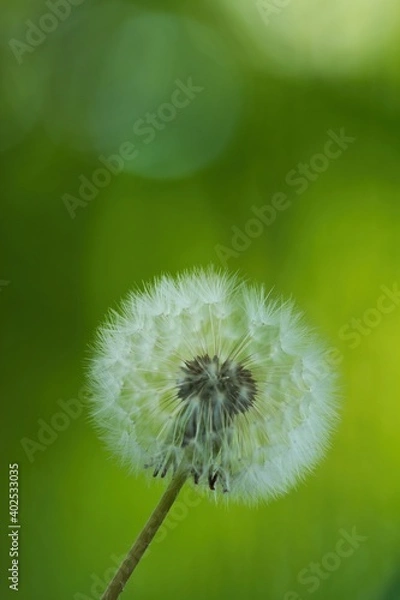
top-left (45, 6), bottom-right (244, 178)
top-left (221, 0), bottom-right (400, 77)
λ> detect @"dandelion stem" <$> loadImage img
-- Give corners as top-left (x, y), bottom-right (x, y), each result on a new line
top-left (101, 469), bottom-right (188, 600)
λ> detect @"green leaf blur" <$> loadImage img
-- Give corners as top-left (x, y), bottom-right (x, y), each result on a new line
top-left (1, 1), bottom-right (400, 599)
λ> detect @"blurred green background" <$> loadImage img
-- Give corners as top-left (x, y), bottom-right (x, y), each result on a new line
top-left (1, 0), bottom-right (400, 599)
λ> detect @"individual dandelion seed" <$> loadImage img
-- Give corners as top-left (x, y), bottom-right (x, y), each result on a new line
top-left (88, 267), bottom-right (339, 600)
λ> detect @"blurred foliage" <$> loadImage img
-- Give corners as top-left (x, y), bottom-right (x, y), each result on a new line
top-left (1, 1), bottom-right (400, 599)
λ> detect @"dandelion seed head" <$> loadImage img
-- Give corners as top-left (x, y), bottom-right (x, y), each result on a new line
top-left (89, 267), bottom-right (339, 503)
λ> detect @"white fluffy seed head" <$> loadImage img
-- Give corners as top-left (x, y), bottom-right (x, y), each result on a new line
top-left (88, 267), bottom-right (339, 504)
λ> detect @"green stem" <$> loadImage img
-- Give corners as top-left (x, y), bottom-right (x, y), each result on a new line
top-left (101, 469), bottom-right (187, 600)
